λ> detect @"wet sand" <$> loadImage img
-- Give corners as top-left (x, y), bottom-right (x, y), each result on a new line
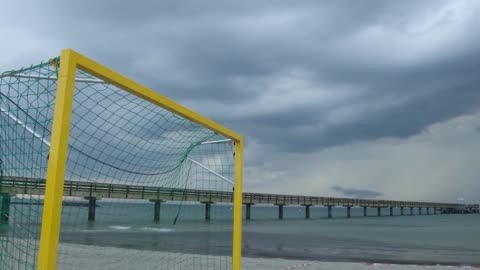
top-left (55, 243), bottom-right (480, 270)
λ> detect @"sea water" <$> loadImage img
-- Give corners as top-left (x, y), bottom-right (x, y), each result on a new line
top-left (3, 201), bottom-right (480, 267)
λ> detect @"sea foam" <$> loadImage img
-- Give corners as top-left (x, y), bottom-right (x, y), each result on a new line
top-left (140, 227), bottom-right (175, 233)
top-left (109, 225), bottom-right (132, 230)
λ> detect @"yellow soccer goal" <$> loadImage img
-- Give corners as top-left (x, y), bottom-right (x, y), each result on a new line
top-left (0, 49), bottom-right (243, 270)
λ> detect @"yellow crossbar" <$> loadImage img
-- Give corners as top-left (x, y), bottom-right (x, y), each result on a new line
top-left (37, 49), bottom-right (243, 270)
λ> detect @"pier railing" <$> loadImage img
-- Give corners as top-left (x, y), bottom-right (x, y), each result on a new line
top-left (1, 176), bottom-right (465, 209)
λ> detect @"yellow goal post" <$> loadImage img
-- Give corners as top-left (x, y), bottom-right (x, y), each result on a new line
top-left (31, 49), bottom-right (243, 270)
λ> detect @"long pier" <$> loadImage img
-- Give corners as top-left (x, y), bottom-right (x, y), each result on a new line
top-left (0, 176), bottom-right (478, 223)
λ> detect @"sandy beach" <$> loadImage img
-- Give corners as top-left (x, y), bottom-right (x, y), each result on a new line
top-left (54, 243), bottom-right (480, 270)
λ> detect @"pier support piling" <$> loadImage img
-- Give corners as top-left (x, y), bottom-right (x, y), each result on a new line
top-left (245, 203), bottom-right (254, 220)
top-left (202, 202), bottom-right (212, 221)
top-left (327, 205), bottom-right (332, 218)
top-left (347, 206), bottom-right (351, 218)
top-left (302, 204), bottom-right (311, 219)
top-left (419, 207), bottom-right (422, 215)
top-left (276, 204), bottom-right (284, 220)
top-left (150, 200), bottom-right (164, 223)
top-left (154, 201), bottom-right (160, 222)
top-left (1, 195), bottom-right (11, 223)
top-left (410, 207), bottom-right (414, 215)
top-left (390, 207), bottom-right (393, 216)
top-left (427, 208), bottom-right (430, 215)
top-left (363, 206), bottom-right (367, 217)
top-left (400, 207), bottom-right (404, 216)
top-left (84, 197), bottom-right (99, 221)
top-left (377, 207), bottom-right (381, 217)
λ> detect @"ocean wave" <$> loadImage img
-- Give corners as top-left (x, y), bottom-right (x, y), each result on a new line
top-left (140, 227), bottom-right (175, 233)
top-left (109, 225), bottom-right (132, 230)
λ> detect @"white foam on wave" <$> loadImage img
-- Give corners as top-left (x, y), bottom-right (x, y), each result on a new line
top-left (140, 227), bottom-right (175, 233)
top-left (109, 225), bottom-right (132, 230)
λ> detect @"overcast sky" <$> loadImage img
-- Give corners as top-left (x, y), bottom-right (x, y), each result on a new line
top-left (2, 0), bottom-right (480, 203)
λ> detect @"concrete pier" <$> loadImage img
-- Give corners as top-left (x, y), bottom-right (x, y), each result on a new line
top-left (302, 204), bottom-right (311, 219)
top-left (346, 206), bottom-right (351, 218)
top-left (2, 176), bottom-right (475, 223)
top-left (150, 200), bottom-right (164, 223)
top-left (400, 207), bottom-right (404, 216)
top-left (85, 197), bottom-right (98, 221)
top-left (203, 202), bottom-right (212, 221)
top-left (276, 204), bottom-right (284, 220)
top-left (390, 207), bottom-right (393, 216)
top-left (245, 203), bottom-right (254, 220)
top-left (327, 205), bottom-right (332, 218)
top-left (1, 195), bottom-right (11, 223)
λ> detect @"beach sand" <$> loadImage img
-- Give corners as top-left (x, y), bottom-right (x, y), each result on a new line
top-left (53, 243), bottom-right (480, 270)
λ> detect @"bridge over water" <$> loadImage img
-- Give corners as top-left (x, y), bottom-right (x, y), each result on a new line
top-left (0, 176), bottom-right (477, 223)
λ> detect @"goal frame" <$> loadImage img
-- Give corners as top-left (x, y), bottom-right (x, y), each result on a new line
top-left (37, 49), bottom-right (244, 270)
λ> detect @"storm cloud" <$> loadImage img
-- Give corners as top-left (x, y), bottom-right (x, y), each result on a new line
top-left (1, 0), bottom-right (480, 203)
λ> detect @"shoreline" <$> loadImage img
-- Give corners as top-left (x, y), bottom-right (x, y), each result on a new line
top-left (2, 239), bottom-right (479, 269)
top-left (56, 230), bottom-right (480, 267)
top-left (243, 255), bottom-right (480, 268)
top-left (55, 243), bottom-right (480, 270)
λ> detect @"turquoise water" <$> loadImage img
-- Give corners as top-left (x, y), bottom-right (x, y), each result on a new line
top-left (64, 203), bottom-right (480, 264)
top-left (3, 201), bottom-right (480, 265)
top-left (243, 210), bottom-right (480, 264)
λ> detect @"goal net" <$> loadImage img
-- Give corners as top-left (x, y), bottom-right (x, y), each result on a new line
top-left (0, 51), bottom-right (242, 270)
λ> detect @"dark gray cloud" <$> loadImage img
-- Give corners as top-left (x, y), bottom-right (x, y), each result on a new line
top-left (331, 186), bottom-right (383, 198)
top-left (2, 0), bottom-right (480, 200)
top-left (47, 0), bottom-right (480, 153)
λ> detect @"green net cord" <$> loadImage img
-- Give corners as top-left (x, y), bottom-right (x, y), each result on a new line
top-left (0, 57), bottom-right (235, 270)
